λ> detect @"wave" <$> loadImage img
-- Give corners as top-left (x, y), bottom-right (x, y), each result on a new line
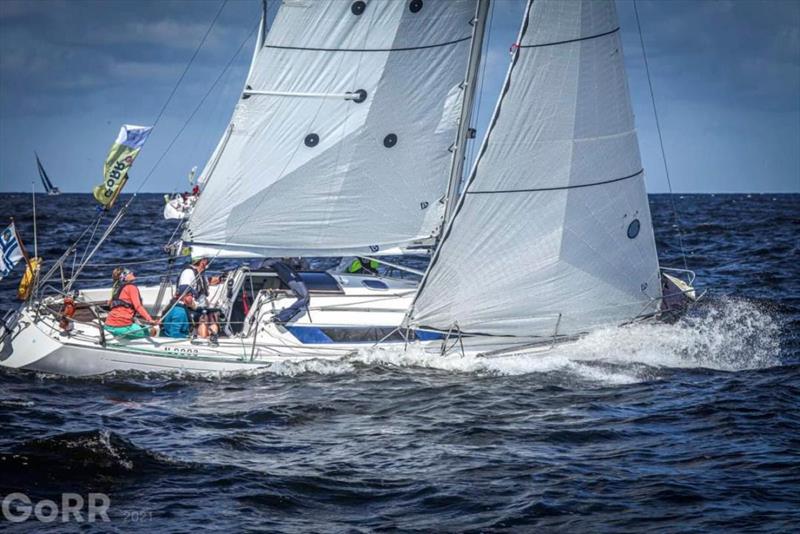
top-left (0, 429), bottom-right (186, 480)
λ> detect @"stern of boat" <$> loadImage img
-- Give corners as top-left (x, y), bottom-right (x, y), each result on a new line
top-left (0, 304), bottom-right (64, 371)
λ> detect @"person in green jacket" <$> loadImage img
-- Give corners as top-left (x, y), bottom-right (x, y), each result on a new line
top-left (346, 257), bottom-right (379, 275)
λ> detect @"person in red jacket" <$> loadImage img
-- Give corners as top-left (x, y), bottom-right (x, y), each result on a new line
top-left (104, 268), bottom-right (158, 338)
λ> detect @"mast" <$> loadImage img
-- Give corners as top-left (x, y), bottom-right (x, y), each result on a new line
top-left (442, 0), bottom-right (490, 228)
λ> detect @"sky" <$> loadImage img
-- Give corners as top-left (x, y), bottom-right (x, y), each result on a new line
top-left (0, 0), bottom-right (798, 194)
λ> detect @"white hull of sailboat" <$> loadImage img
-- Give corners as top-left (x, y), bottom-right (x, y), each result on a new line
top-left (0, 302), bottom-right (576, 378)
top-left (163, 195), bottom-right (197, 219)
top-left (0, 302), bottom-right (601, 378)
top-left (0, 305), bottom-right (379, 377)
top-left (0, 318), bottom-right (572, 378)
top-left (0, 272), bottom-right (421, 377)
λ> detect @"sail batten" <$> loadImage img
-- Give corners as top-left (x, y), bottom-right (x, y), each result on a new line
top-left (185, 0), bottom-right (479, 258)
top-left (409, 0), bottom-right (663, 338)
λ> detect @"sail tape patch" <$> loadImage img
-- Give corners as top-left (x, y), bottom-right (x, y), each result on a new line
top-left (519, 27), bottom-right (620, 49)
top-left (264, 36), bottom-right (471, 53)
top-left (467, 169), bottom-right (644, 194)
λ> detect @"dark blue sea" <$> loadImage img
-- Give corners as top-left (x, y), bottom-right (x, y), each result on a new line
top-left (0, 193), bottom-right (798, 532)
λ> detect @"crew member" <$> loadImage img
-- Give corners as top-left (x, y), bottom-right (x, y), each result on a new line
top-left (161, 292), bottom-right (194, 339)
top-left (104, 268), bottom-right (158, 339)
top-left (342, 257), bottom-right (379, 275)
top-left (176, 257), bottom-right (222, 345)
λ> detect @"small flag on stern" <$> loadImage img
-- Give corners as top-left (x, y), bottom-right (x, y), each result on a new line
top-left (93, 124), bottom-right (152, 208)
top-left (0, 222), bottom-right (24, 281)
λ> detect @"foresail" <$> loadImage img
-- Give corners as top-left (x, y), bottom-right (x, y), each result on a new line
top-left (185, 0), bottom-right (478, 258)
top-left (409, 0), bottom-right (663, 338)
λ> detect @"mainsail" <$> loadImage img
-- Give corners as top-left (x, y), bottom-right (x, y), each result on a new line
top-left (35, 153), bottom-right (59, 195)
top-left (185, 0), bottom-right (480, 258)
top-left (409, 0), bottom-right (663, 338)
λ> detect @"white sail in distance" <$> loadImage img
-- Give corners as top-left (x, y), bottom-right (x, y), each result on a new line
top-left (186, 0), bottom-right (479, 258)
top-left (410, 0), bottom-right (663, 338)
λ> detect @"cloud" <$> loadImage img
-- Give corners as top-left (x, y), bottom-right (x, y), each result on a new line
top-left (619, 0), bottom-right (800, 113)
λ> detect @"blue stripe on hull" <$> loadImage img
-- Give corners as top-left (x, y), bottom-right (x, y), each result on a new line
top-left (285, 326), bottom-right (445, 345)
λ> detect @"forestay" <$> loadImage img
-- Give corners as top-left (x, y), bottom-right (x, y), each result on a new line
top-left (186, 0), bottom-right (478, 258)
top-left (410, 0), bottom-right (662, 338)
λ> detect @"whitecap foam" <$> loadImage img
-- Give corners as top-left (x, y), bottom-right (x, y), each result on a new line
top-left (349, 298), bottom-right (782, 382)
top-left (259, 358), bottom-right (357, 377)
top-left (560, 297), bottom-right (782, 371)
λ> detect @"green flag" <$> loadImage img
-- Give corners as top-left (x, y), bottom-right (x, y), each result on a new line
top-left (93, 124), bottom-right (152, 208)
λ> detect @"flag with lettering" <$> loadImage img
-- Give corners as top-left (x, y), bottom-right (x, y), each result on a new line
top-left (93, 124), bottom-right (152, 208)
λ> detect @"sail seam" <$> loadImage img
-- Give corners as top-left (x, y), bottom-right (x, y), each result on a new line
top-left (519, 27), bottom-right (620, 48)
top-left (263, 36), bottom-right (471, 53)
top-left (467, 169), bottom-right (643, 194)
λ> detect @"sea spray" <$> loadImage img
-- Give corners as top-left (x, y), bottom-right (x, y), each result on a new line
top-left (350, 297), bottom-right (782, 382)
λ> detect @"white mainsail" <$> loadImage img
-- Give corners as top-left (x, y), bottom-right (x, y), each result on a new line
top-left (186, 0), bottom-right (479, 258)
top-left (409, 0), bottom-right (663, 338)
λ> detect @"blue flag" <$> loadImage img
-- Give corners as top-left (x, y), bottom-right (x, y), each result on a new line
top-left (0, 223), bottom-right (23, 281)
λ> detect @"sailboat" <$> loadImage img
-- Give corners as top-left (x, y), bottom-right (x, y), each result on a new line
top-left (35, 153), bottom-right (61, 196)
top-left (0, 0), bottom-right (698, 377)
top-left (164, 167), bottom-right (202, 220)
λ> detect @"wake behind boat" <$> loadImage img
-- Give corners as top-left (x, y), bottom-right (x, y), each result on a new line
top-left (1, 0), bottom-right (700, 377)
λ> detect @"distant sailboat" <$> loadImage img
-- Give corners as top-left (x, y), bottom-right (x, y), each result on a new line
top-left (164, 166), bottom-right (201, 220)
top-left (35, 153), bottom-right (60, 196)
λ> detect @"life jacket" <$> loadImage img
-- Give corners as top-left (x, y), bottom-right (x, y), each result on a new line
top-left (59, 296), bottom-right (76, 331)
top-left (110, 282), bottom-right (136, 310)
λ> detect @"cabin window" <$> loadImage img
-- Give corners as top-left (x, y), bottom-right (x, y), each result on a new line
top-left (362, 279), bottom-right (389, 291)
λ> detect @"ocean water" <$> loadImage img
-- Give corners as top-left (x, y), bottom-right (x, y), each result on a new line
top-left (0, 193), bottom-right (798, 532)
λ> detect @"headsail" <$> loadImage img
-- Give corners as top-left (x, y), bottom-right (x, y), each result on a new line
top-left (409, 0), bottom-right (662, 338)
top-left (185, 0), bottom-right (479, 258)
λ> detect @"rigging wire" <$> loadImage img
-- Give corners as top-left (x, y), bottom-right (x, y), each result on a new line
top-left (632, 0), bottom-right (689, 270)
top-left (147, 0), bottom-right (229, 137)
top-left (42, 1), bottom-right (248, 293)
top-left (133, 20), bottom-right (259, 197)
